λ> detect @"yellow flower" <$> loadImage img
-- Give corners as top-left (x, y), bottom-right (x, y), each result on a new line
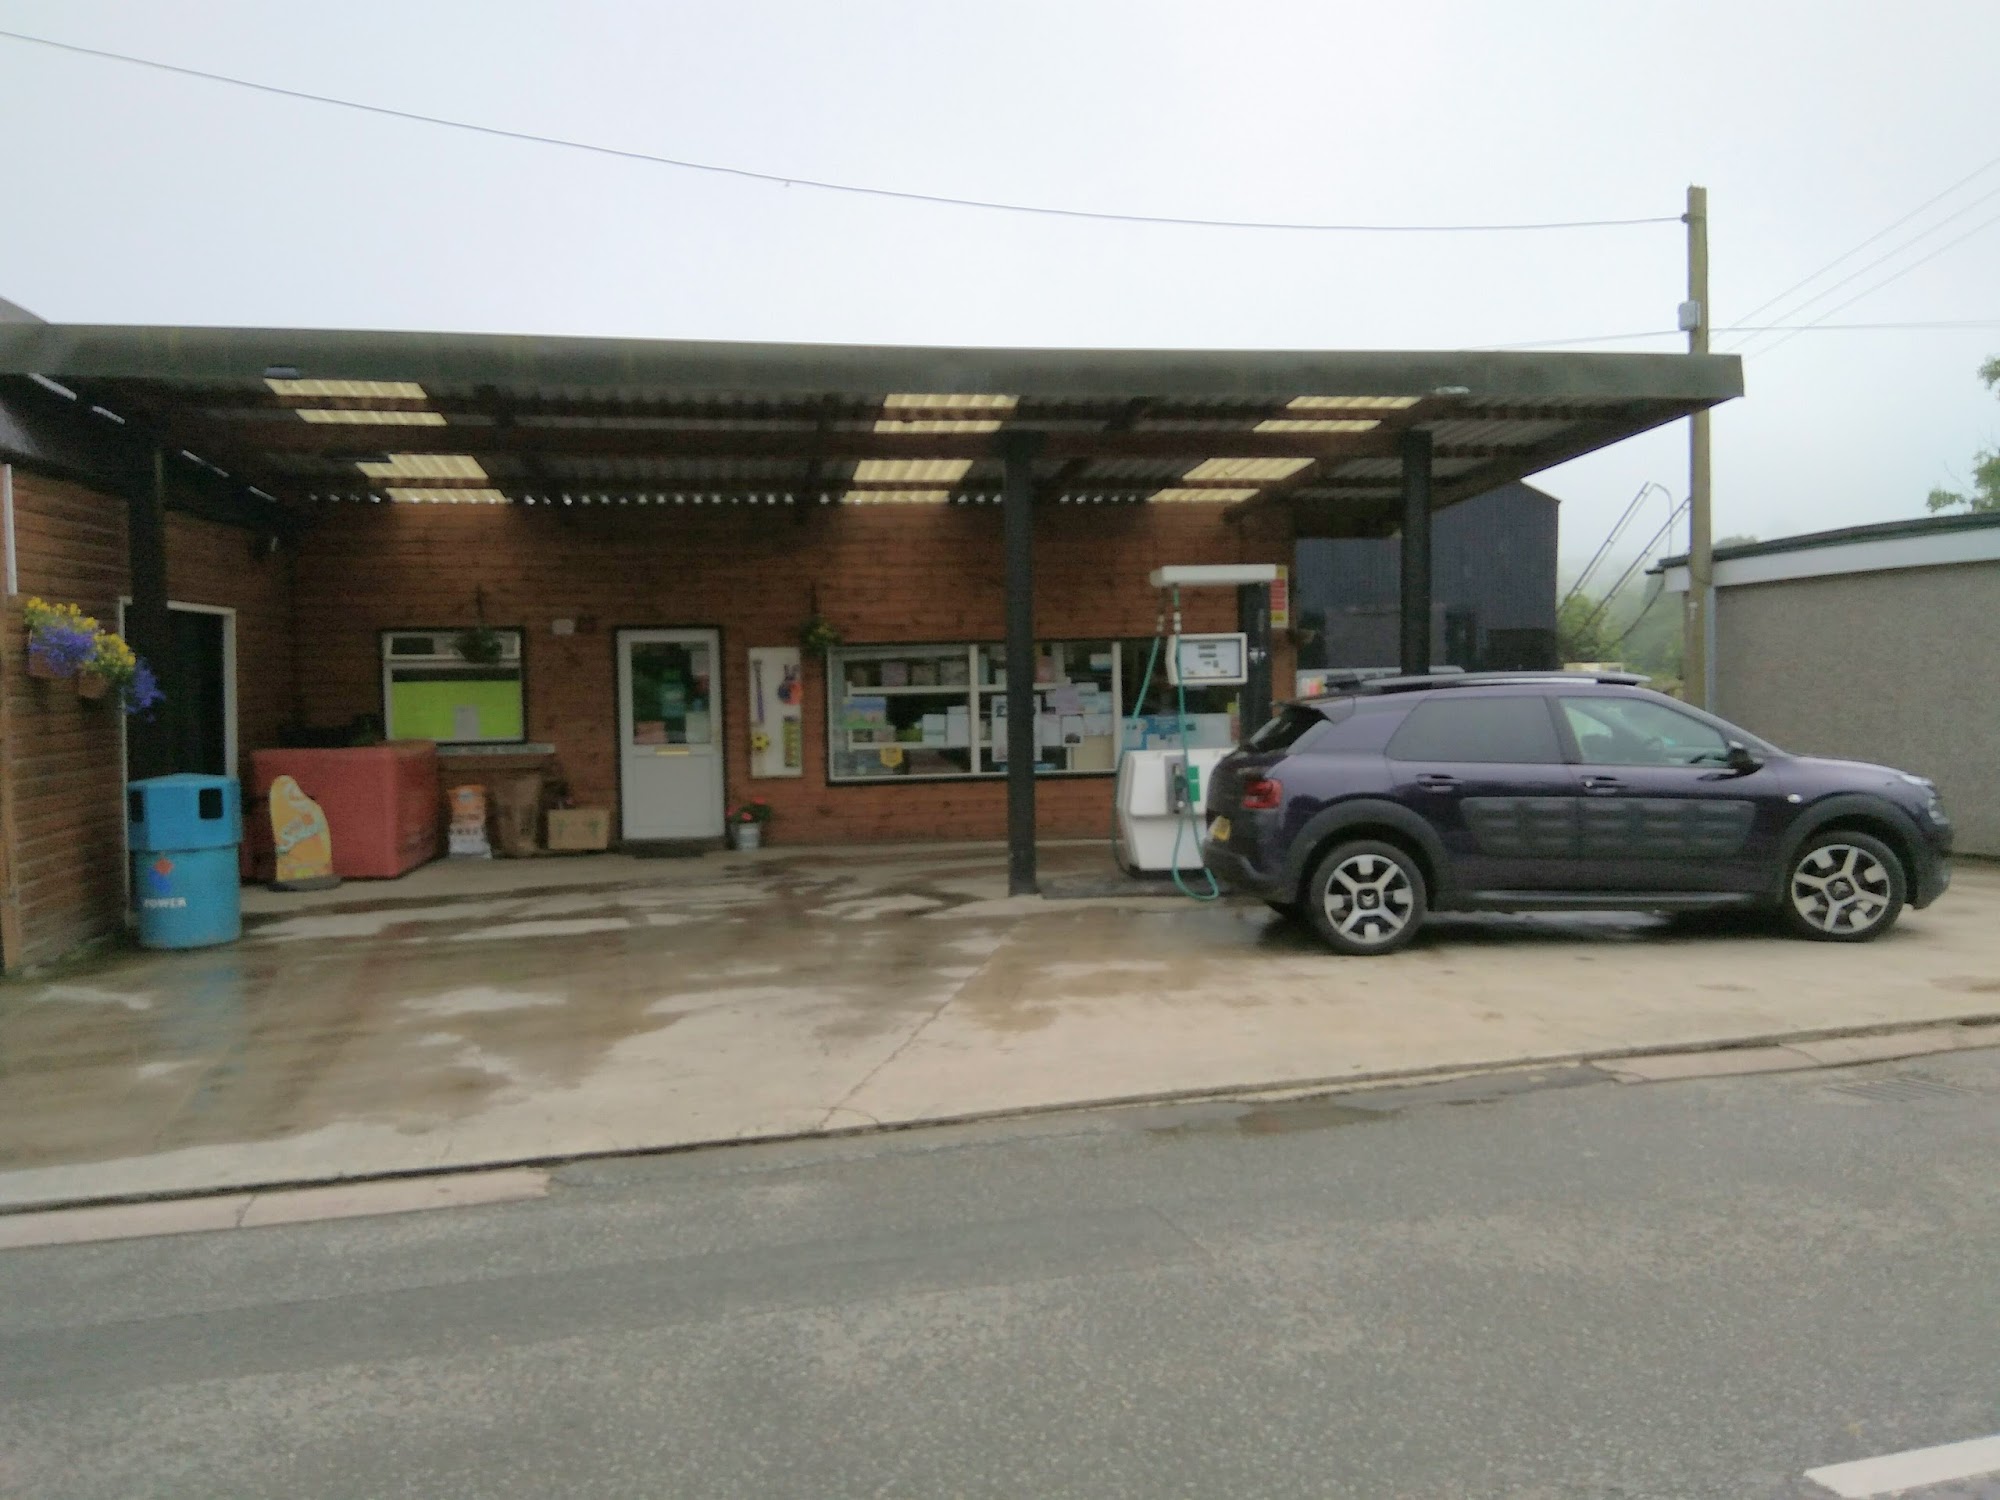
top-left (23, 597), bottom-right (99, 634)
top-left (86, 629), bottom-right (139, 684)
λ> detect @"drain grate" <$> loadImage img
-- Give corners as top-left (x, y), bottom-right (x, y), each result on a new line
top-left (1823, 1070), bottom-right (2000, 1103)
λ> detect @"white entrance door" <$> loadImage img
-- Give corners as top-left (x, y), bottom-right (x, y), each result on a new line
top-left (617, 629), bottom-right (725, 840)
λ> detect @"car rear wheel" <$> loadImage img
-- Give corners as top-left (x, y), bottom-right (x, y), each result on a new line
top-left (1304, 840), bottom-right (1427, 956)
top-left (1781, 831), bottom-right (1905, 942)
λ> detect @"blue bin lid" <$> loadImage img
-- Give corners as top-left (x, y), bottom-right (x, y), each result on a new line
top-left (129, 773), bottom-right (238, 791)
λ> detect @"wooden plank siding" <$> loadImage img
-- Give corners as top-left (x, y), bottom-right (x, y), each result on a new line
top-left (0, 470), bottom-right (295, 971)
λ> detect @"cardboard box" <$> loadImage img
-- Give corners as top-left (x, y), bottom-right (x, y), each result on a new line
top-left (546, 807), bottom-right (611, 852)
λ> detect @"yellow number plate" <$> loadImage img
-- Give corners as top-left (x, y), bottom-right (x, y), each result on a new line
top-left (1208, 816), bottom-right (1231, 843)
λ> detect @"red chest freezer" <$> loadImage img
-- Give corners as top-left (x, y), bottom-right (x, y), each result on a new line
top-left (249, 742), bottom-right (440, 880)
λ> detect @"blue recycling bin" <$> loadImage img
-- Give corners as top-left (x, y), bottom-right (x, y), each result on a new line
top-left (128, 774), bottom-right (243, 949)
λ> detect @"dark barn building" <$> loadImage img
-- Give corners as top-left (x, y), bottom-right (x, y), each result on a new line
top-left (1293, 480), bottom-right (1559, 677)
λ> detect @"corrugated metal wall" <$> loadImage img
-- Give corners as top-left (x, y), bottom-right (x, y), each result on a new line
top-left (1292, 481), bottom-right (1559, 672)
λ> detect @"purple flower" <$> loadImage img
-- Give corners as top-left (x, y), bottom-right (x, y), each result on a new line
top-left (121, 660), bottom-right (164, 718)
top-left (27, 624), bottom-right (96, 677)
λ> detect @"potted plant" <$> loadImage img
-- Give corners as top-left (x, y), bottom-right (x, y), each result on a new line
top-left (22, 597), bottom-right (98, 681)
top-left (799, 614), bottom-right (842, 659)
top-left (454, 625), bottom-right (505, 665)
top-left (77, 628), bottom-right (133, 700)
top-left (729, 799), bottom-right (772, 850)
top-left (80, 631), bottom-right (164, 716)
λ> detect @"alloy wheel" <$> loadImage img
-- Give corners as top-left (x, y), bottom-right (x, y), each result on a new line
top-left (1320, 852), bottom-right (1415, 946)
top-left (1790, 843), bottom-right (1893, 936)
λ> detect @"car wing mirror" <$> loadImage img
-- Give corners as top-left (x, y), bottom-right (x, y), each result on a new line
top-left (1725, 740), bottom-right (1763, 774)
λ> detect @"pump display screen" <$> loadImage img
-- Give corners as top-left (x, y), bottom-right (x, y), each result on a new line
top-left (1168, 634), bottom-right (1249, 686)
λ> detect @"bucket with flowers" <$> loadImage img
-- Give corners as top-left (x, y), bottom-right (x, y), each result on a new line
top-left (729, 798), bottom-right (772, 850)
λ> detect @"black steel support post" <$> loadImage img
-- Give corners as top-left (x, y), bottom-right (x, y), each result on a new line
top-left (1398, 428), bottom-right (1434, 675)
top-left (124, 448), bottom-right (174, 780)
top-left (1000, 430), bottom-right (1043, 896)
top-left (1237, 582), bottom-right (1273, 732)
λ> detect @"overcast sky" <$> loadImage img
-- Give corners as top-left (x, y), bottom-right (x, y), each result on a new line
top-left (1, 1), bottom-right (1995, 571)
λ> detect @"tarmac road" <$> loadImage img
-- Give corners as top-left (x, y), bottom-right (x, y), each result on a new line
top-left (4, 1049), bottom-right (2000, 1499)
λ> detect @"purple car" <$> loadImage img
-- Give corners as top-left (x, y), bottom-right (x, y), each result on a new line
top-left (1202, 672), bottom-right (1953, 956)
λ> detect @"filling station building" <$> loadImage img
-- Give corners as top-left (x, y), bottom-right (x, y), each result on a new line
top-left (0, 321), bottom-right (1740, 969)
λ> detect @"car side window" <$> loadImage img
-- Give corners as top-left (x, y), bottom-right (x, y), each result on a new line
top-left (1560, 697), bottom-right (1730, 767)
top-left (1385, 696), bottom-right (1562, 764)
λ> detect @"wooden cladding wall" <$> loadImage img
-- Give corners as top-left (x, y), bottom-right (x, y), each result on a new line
top-left (290, 500), bottom-right (1292, 845)
top-left (0, 470), bottom-right (296, 970)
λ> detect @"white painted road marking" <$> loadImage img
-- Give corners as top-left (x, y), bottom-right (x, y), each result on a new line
top-left (1806, 1433), bottom-right (2000, 1497)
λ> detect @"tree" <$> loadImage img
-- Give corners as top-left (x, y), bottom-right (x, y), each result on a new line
top-left (1557, 593), bottom-right (1611, 662)
top-left (1927, 355), bottom-right (2000, 514)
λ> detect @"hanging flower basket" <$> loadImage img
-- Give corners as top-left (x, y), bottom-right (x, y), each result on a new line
top-left (18, 598), bottom-right (163, 716)
top-left (454, 625), bottom-right (505, 665)
top-left (799, 614), bottom-right (842, 659)
top-left (23, 598), bottom-right (98, 681)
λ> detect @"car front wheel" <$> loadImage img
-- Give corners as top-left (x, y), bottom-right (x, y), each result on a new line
top-left (1781, 831), bottom-right (1905, 942)
top-left (1304, 840), bottom-right (1427, 956)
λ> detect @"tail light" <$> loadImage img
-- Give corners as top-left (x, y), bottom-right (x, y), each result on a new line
top-left (1240, 776), bottom-right (1283, 811)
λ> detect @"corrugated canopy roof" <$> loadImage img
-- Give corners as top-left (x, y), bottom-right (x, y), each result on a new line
top-left (0, 324), bottom-right (1742, 534)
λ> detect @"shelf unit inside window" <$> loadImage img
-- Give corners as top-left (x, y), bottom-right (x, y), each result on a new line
top-left (824, 641), bottom-right (1124, 782)
top-left (828, 644), bottom-right (981, 781)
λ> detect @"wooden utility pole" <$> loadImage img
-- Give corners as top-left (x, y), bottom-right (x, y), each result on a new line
top-left (1683, 184), bottom-right (1713, 708)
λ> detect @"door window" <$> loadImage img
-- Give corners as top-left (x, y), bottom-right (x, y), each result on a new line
top-left (1560, 696), bottom-right (1729, 767)
top-left (629, 641), bottom-right (712, 746)
top-left (1385, 695), bottom-right (1562, 764)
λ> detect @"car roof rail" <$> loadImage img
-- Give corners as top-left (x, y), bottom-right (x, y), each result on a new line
top-left (1303, 669), bottom-right (1651, 700)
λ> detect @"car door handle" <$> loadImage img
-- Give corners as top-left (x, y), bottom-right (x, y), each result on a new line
top-left (1581, 775), bottom-right (1624, 794)
top-left (1415, 773), bottom-right (1460, 792)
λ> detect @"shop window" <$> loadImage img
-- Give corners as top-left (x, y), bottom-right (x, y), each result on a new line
top-left (829, 644), bottom-right (981, 782)
top-left (826, 641), bottom-right (1122, 783)
top-left (974, 641), bottom-right (1120, 776)
top-left (824, 637), bottom-right (1252, 784)
top-left (381, 629), bottom-right (525, 744)
top-left (1115, 640), bottom-right (1242, 751)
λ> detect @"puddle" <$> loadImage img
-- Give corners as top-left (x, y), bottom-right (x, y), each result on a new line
top-left (1934, 975), bottom-right (2000, 994)
top-left (1234, 1102), bottom-right (1387, 1134)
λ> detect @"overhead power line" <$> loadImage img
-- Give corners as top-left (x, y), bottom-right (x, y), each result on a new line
top-left (1728, 179), bottom-right (2000, 356)
top-left (1724, 153), bottom-right (2000, 345)
top-left (0, 28), bottom-right (1682, 234)
top-left (1748, 207), bottom-right (2000, 357)
top-left (1487, 319), bottom-right (2000, 351)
